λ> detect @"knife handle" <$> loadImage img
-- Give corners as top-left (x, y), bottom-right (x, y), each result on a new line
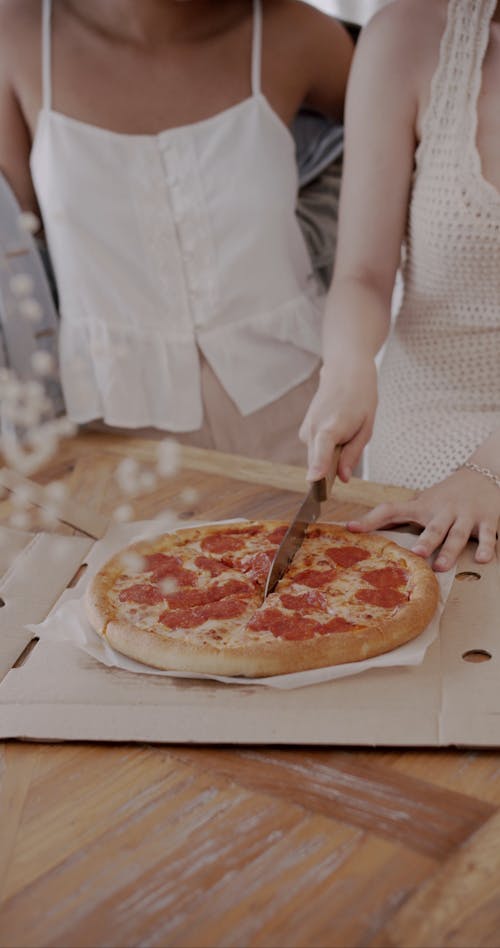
top-left (312, 444), bottom-right (342, 502)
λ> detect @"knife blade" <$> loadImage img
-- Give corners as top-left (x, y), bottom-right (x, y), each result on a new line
top-left (264, 444), bottom-right (342, 598)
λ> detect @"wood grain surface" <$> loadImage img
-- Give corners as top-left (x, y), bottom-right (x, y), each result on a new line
top-left (0, 433), bottom-right (499, 948)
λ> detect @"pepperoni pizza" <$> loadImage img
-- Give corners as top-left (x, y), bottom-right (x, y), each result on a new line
top-left (85, 521), bottom-right (439, 677)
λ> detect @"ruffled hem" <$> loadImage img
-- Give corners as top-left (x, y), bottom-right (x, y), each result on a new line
top-left (59, 291), bottom-right (324, 429)
top-left (199, 291), bottom-right (323, 415)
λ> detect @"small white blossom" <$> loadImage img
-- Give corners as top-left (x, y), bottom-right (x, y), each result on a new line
top-left (45, 480), bottom-right (68, 503)
top-left (1, 421), bottom-right (57, 475)
top-left (31, 351), bottom-right (55, 377)
top-left (9, 273), bottom-right (35, 297)
top-left (112, 504), bottom-right (134, 523)
top-left (180, 487), bottom-right (199, 506)
top-left (155, 509), bottom-right (177, 530)
top-left (116, 457), bottom-right (141, 495)
top-left (119, 551), bottom-right (145, 573)
top-left (18, 298), bottom-right (43, 322)
top-left (17, 211), bottom-right (41, 234)
top-left (26, 425), bottom-right (56, 450)
top-left (11, 484), bottom-right (34, 509)
top-left (139, 470), bottom-right (157, 492)
top-left (9, 510), bottom-right (31, 530)
top-left (157, 438), bottom-right (180, 477)
top-left (55, 417), bottom-right (78, 438)
top-left (159, 577), bottom-right (178, 595)
top-left (39, 505), bottom-right (60, 527)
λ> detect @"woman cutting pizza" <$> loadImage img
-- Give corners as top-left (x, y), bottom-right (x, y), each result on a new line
top-left (300, 0), bottom-right (500, 570)
top-left (0, 0), bottom-right (352, 463)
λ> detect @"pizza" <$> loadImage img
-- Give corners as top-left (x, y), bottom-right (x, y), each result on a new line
top-left (85, 520), bottom-right (440, 677)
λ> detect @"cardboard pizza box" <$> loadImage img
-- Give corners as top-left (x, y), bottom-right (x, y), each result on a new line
top-left (0, 511), bottom-right (499, 747)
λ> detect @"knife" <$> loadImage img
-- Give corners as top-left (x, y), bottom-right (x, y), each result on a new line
top-left (264, 444), bottom-right (342, 598)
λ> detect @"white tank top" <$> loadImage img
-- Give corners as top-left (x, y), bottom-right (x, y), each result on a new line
top-left (368, 0), bottom-right (500, 489)
top-left (30, 0), bottom-right (323, 430)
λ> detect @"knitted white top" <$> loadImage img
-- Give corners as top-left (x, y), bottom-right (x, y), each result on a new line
top-left (368, 0), bottom-right (500, 489)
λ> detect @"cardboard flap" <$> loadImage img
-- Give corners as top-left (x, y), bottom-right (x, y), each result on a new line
top-left (0, 638), bottom-right (441, 744)
top-left (0, 529), bottom-right (93, 679)
top-left (0, 468), bottom-right (109, 538)
top-left (439, 546), bottom-right (500, 745)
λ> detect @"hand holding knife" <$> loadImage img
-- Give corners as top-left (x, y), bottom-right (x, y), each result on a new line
top-left (264, 444), bottom-right (342, 598)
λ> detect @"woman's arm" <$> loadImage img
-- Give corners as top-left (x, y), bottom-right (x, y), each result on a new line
top-left (300, 3), bottom-right (422, 480)
top-left (299, 2), bottom-right (498, 571)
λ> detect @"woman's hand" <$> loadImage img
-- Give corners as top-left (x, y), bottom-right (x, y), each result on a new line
top-left (299, 355), bottom-right (378, 482)
top-left (347, 466), bottom-right (500, 570)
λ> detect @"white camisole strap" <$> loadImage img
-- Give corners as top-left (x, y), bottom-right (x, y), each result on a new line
top-left (251, 0), bottom-right (262, 97)
top-left (41, 0), bottom-right (52, 112)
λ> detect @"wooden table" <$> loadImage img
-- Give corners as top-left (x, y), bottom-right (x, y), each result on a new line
top-left (1, 433), bottom-right (500, 948)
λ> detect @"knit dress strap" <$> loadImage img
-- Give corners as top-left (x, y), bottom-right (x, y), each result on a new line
top-left (466, 0), bottom-right (498, 187)
top-left (417, 0), bottom-right (496, 164)
top-left (41, 0), bottom-right (52, 112)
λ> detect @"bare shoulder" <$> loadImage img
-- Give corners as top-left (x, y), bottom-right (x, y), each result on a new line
top-left (358, 0), bottom-right (446, 76)
top-left (345, 0), bottom-right (446, 126)
top-left (261, 0), bottom-right (353, 118)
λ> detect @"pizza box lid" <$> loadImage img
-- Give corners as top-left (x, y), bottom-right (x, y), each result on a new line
top-left (0, 523), bottom-right (498, 747)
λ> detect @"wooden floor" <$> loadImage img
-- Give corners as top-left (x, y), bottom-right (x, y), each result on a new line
top-left (1, 435), bottom-right (500, 947)
top-left (2, 742), bottom-right (500, 947)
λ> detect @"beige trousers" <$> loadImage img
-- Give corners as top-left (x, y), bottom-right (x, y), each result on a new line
top-left (87, 357), bottom-right (320, 466)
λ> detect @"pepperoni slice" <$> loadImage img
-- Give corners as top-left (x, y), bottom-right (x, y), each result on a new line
top-left (361, 566), bottom-right (408, 588)
top-left (356, 587), bottom-right (408, 608)
top-left (160, 608), bottom-right (202, 629)
top-left (247, 607), bottom-right (318, 641)
top-left (165, 579), bottom-right (252, 609)
top-left (160, 596), bottom-right (248, 629)
top-left (291, 568), bottom-right (337, 588)
top-left (119, 583), bottom-right (165, 605)
top-left (319, 616), bottom-right (358, 634)
top-left (144, 553), bottom-right (180, 573)
top-left (234, 551), bottom-right (273, 585)
top-left (143, 553), bottom-right (196, 586)
top-left (194, 555), bottom-right (227, 577)
top-left (201, 534), bottom-right (246, 554)
top-left (208, 597), bottom-right (248, 618)
top-left (325, 546), bottom-right (371, 567)
top-left (279, 590), bottom-right (327, 612)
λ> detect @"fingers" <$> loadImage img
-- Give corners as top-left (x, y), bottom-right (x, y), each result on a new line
top-left (345, 473), bottom-right (500, 572)
top-left (348, 501), bottom-right (420, 533)
top-left (306, 424), bottom-right (371, 482)
top-left (419, 517), bottom-right (474, 570)
top-left (475, 521), bottom-right (498, 564)
top-left (307, 430), bottom-right (338, 481)
top-left (348, 503), bottom-right (474, 571)
top-left (338, 422), bottom-right (371, 482)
